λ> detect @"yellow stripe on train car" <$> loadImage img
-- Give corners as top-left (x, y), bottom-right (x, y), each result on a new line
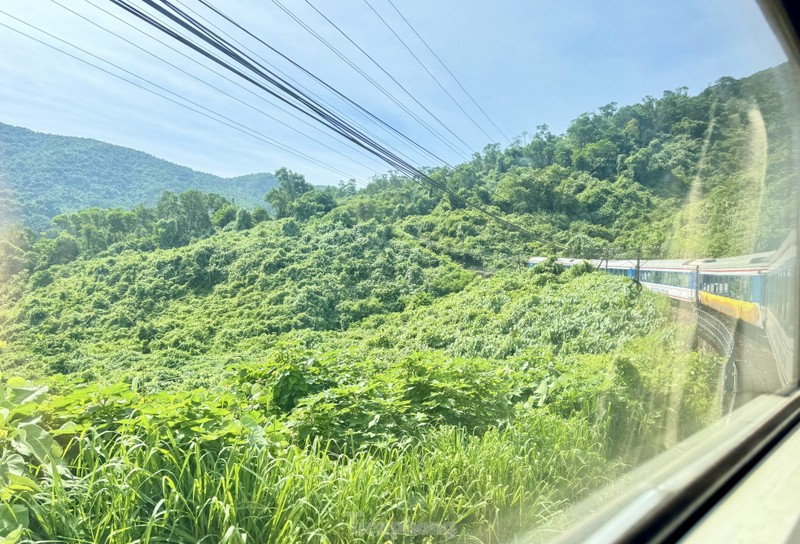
top-left (698, 291), bottom-right (762, 326)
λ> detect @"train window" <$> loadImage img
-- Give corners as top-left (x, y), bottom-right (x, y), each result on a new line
top-left (0, 1), bottom-right (798, 543)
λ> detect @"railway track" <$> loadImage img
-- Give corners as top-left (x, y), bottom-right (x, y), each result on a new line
top-left (693, 304), bottom-right (781, 411)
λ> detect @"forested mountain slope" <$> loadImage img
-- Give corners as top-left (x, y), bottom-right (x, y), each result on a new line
top-left (347, 62), bottom-right (795, 262)
top-left (0, 62), bottom-right (793, 544)
top-left (1, 63), bottom-right (796, 385)
top-left (0, 122), bottom-right (277, 230)
top-left (2, 62), bottom-right (795, 258)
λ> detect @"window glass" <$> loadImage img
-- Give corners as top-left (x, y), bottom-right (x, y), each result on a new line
top-left (0, 1), bottom-right (796, 542)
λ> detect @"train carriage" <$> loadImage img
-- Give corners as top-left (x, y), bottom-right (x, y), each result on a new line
top-left (764, 235), bottom-right (797, 384)
top-left (633, 259), bottom-right (696, 302)
top-left (528, 250), bottom-right (777, 330)
top-left (692, 253), bottom-right (771, 327)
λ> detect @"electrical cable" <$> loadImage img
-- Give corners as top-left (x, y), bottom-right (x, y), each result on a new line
top-left (299, 0), bottom-right (478, 155)
top-left (271, 0), bottom-right (472, 161)
top-left (168, 0), bottom-right (434, 170)
top-left (112, 0), bottom-right (457, 183)
top-left (0, 13), bottom-right (367, 184)
top-left (102, 0), bottom-right (566, 248)
top-left (192, 0), bottom-right (455, 169)
top-left (384, 0), bottom-right (511, 144)
top-left (52, 0), bottom-right (384, 180)
top-left (359, 0), bottom-right (495, 144)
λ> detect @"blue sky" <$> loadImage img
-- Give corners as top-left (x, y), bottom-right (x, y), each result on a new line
top-left (0, 0), bottom-right (788, 184)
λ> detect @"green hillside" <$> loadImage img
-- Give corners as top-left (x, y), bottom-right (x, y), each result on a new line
top-left (0, 63), bottom-right (796, 542)
top-left (320, 64), bottom-right (795, 264)
top-left (0, 122), bottom-right (278, 231)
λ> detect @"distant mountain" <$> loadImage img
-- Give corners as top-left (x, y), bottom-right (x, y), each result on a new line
top-left (0, 122), bottom-right (277, 231)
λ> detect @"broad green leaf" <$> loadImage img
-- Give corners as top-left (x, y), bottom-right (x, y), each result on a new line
top-left (0, 526), bottom-right (23, 544)
top-left (13, 424), bottom-right (60, 464)
top-left (0, 455), bottom-right (25, 482)
top-left (7, 385), bottom-right (48, 407)
top-left (0, 503), bottom-right (27, 536)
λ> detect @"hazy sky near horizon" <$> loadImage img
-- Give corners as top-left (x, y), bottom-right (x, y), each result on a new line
top-left (0, 0), bottom-right (788, 184)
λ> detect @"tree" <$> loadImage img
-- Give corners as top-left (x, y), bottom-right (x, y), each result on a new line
top-left (212, 205), bottom-right (238, 229)
top-left (178, 190), bottom-right (213, 236)
top-left (289, 191), bottom-right (337, 221)
top-left (155, 217), bottom-right (184, 248)
top-left (337, 179), bottom-right (357, 197)
top-left (573, 139), bottom-right (619, 179)
top-left (0, 239), bottom-right (25, 278)
top-left (49, 233), bottom-right (80, 265)
top-left (234, 208), bottom-right (253, 230)
top-left (265, 168), bottom-right (314, 218)
top-left (251, 207), bottom-right (271, 223)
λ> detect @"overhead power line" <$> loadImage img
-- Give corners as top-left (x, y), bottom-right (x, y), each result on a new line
top-left (124, 0), bottom-right (468, 186)
top-left (166, 0), bottom-right (427, 170)
top-left (51, 0), bottom-right (384, 179)
top-left (98, 0), bottom-right (563, 249)
top-left (273, 0), bottom-right (473, 161)
top-left (191, 0), bottom-right (455, 169)
top-left (0, 12), bottom-right (367, 185)
top-left (111, 0), bottom-right (447, 179)
top-left (384, 0), bottom-right (511, 144)
top-left (299, 0), bottom-right (477, 157)
top-left (359, 0), bottom-right (495, 145)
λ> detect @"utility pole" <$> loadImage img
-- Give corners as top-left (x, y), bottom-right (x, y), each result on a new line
top-left (632, 247), bottom-right (643, 294)
top-left (596, 246), bottom-right (608, 271)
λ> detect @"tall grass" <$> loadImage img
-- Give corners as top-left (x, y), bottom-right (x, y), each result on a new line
top-left (23, 410), bottom-right (615, 544)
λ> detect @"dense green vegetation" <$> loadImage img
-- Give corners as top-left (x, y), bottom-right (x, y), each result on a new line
top-left (0, 268), bottom-right (720, 542)
top-left (339, 64), bottom-right (794, 262)
top-left (0, 63), bottom-right (795, 542)
top-left (0, 122), bottom-right (278, 232)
